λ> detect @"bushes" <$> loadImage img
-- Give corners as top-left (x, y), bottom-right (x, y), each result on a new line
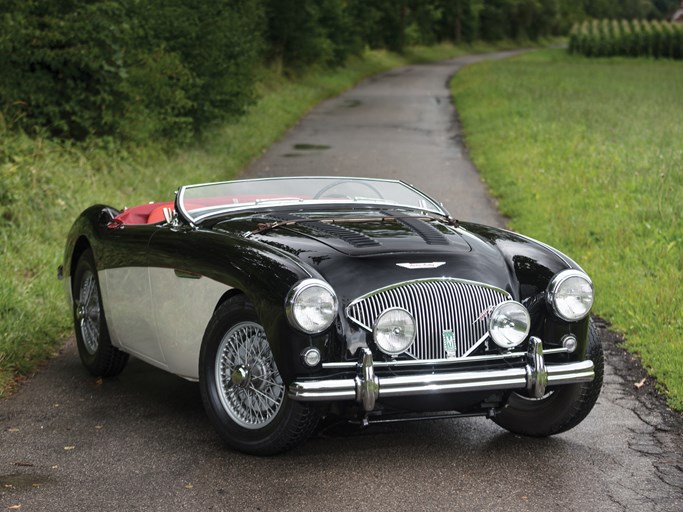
top-left (0, 1), bottom-right (132, 140)
top-left (569, 18), bottom-right (683, 59)
top-left (129, 0), bottom-right (264, 136)
top-left (265, 0), bottom-right (359, 69)
top-left (0, 0), bottom-right (264, 142)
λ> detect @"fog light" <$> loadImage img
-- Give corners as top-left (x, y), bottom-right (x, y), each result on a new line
top-left (373, 308), bottom-right (416, 355)
top-left (562, 334), bottom-right (578, 353)
top-left (489, 301), bottom-right (530, 349)
top-left (302, 348), bottom-right (321, 367)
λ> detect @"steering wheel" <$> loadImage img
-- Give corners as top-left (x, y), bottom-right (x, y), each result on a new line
top-left (313, 180), bottom-right (384, 200)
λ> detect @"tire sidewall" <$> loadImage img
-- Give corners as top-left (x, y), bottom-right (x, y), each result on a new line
top-left (493, 320), bottom-right (604, 436)
top-left (501, 383), bottom-right (583, 429)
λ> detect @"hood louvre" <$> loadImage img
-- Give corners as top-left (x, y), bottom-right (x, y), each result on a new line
top-left (382, 211), bottom-right (450, 245)
top-left (267, 213), bottom-right (381, 248)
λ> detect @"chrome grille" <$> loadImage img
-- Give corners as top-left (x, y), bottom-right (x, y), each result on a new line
top-left (346, 278), bottom-right (512, 360)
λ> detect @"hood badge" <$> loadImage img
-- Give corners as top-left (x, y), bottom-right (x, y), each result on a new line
top-left (396, 261), bottom-right (446, 270)
top-left (473, 305), bottom-right (495, 325)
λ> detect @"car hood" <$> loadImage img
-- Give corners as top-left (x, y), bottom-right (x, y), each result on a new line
top-left (215, 214), bottom-right (570, 303)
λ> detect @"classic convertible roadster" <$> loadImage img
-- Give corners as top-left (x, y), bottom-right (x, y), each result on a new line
top-left (60, 176), bottom-right (603, 455)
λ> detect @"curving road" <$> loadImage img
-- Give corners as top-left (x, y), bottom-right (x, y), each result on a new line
top-left (2, 50), bottom-right (682, 512)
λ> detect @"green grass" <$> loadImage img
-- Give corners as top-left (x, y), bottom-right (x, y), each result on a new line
top-left (0, 40), bottom-right (535, 397)
top-left (452, 49), bottom-right (683, 410)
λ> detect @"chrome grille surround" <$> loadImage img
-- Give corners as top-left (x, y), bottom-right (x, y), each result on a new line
top-left (346, 278), bottom-right (512, 360)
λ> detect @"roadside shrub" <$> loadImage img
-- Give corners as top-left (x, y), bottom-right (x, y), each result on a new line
top-left (0, 0), bottom-right (264, 141)
top-left (129, 0), bottom-right (265, 133)
top-left (265, 0), bottom-right (361, 70)
top-left (0, 1), bottom-right (132, 140)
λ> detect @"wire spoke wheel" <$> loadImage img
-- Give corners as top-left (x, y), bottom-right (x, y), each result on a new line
top-left (200, 297), bottom-right (320, 454)
top-left (72, 248), bottom-right (128, 377)
top-left (215, 321), bottom-right (284, 429)
top-left (77, 269), bottom-right (101, 355)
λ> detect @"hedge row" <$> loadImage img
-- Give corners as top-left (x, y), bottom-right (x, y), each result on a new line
top-left (569, 19), bottom-right (683, 59)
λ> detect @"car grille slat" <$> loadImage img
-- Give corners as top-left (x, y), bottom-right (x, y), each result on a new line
top-left (346, 278), bottom-right (512, 360)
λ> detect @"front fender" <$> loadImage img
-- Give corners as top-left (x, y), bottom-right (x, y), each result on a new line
top-left (147, 227), bottom-right (330, 383)
top-left (62, 205), bottom-right (120, 305)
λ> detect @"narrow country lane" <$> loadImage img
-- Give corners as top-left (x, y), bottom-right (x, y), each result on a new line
top-left (2, 51), bottom-right (682, 512)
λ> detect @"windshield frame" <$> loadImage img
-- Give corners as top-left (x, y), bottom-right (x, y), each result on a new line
top-left (175, 176), bottom-right (449, 226)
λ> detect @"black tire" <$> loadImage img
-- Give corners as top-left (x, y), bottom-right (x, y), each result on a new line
top-left (199, 296), bottom-right (320, 455)
top-left (72, 249), bottom-right (129, 377)
top-left (492, 320), bottom-right (604, 436)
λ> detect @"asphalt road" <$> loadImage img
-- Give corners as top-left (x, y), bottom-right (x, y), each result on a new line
top-left (2, 50), bottom-right (682, 512)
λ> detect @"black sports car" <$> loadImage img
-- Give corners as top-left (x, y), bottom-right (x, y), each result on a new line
top-left (60, 176), bottom-right (603, 455)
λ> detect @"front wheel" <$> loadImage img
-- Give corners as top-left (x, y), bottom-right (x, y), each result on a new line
top-left (492, 320), bottom-right (604, 437)
top-left (72, 248), bottom-right (129, 377)
top-left (199, 296), bottom-right (319, 455)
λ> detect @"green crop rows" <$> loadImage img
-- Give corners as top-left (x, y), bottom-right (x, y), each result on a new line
top-left (569, 19), bottom-right (683, 59)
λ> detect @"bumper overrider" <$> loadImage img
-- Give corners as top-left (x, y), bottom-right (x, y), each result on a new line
top-left (288, 337), bottom-right (595, 412)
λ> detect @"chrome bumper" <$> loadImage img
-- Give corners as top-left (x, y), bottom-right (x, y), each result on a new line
top-left (288, 337), bottom-right (595, 412)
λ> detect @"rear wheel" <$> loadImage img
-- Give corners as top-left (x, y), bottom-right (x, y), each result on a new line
top-left (493, 320), bottom-right (603, 436)
top-left (72, 249), bottom-right (129, 377)
top-left (199, 296), bottom-right (319, 455)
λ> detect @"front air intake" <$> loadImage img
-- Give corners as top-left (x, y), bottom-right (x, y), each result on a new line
top-left (346, 278), bottom-right (512, 360)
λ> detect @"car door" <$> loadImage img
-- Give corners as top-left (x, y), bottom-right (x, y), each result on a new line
top-left (98, 224), bottom-right (168, 368)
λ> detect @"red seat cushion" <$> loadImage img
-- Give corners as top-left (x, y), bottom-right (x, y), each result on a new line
top-left (147, 204), bottom-right (174, 224)
top-left (111, 202), bottom-right (175, 225)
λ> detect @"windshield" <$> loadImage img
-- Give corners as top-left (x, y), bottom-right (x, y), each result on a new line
top-left (177, 177), bottom-right (447, 224)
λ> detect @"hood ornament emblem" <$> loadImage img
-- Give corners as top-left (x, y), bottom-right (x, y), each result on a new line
top-left (396, 262), bottom-right (446, 270)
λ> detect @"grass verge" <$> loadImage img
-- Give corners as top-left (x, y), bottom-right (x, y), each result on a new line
top-left (0, 40), bottom-right (538, 397)
top-left (452, 49), bottom-right (683, 410)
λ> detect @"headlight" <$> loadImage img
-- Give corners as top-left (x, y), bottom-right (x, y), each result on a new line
top-left (547, 270), bottom-right (594, 322)
top-left (373, 308), bottom-right (416, 355)
top-left (488, 301), bottom-right (530, 349)
top-left (286, 279), bottom-right (338, 334)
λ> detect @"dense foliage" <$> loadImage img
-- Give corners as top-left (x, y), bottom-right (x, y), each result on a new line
top-left (1, 0), bottom-right (678, 142)
top-left (0, 0), bottom-right (263, 141)
top-left (569, 19), bottom-right (683, 59)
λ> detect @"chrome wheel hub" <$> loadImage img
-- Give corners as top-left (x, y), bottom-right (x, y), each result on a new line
top-left (77, 270), bottom-right (100, 355)
top-left (216, 322), bottom-right (284, 429)
top-left (231, 366), bottom-right (250, 387)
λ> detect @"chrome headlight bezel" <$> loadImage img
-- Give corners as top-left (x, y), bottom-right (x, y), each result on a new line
top-left (547, 270), bottom-right (594, 322)
top-left (373, 307), bottom-right (417, 356)
top-left (488, 300), bottom-right (531, 349)
top-left (285, 278), bottom-right (338, 334)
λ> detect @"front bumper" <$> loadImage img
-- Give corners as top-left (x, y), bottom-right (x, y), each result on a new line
top-left (288, 337), bottom-right (595, 412)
